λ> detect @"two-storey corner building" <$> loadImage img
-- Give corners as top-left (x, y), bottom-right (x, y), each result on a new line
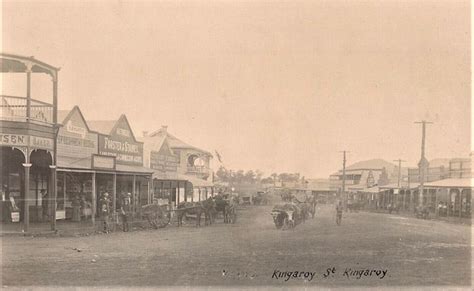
top-left (141, 126), bottom-right (214, 207)
top-left (0, 53), bottom-right (59, 232)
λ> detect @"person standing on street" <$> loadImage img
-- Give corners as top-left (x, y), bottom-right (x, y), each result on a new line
top-left (336, 200), bottom-right (343, 225)
top-left (100, 192), bottom-right (111, 233)
top-left (120, 193), bottom-right (132, 232)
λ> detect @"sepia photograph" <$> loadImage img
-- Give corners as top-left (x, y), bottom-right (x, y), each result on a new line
top-left (0, 0), bottom-right (472, 289)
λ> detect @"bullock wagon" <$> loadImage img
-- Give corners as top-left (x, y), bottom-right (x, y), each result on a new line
top-left (270, 203), bottom-right (304, 230)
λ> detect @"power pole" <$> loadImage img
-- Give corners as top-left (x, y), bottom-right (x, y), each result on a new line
top-left (415, 120), bottom-right (433, 208)
top-left (340, 151), bottom-right (349, 210)
top-left (393, 159), bottom-right (406, 188)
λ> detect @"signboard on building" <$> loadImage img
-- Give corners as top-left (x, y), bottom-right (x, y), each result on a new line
top-left (31, 136), bottom-right (54, 151)
top-left (57, 107), bottom-right (98, 160)
top-left (92, 154), bottom-right (116, 170)
top-left (0, 134), bottom-right (28, 147)
top-left (1, 134), bottom-right (54, 151)
top-left (150, 151), bottom-right (179, 172)
top-left (98, 116), bottom-right (143, 166)
top-left (149, 139), bottom-right (179, 172)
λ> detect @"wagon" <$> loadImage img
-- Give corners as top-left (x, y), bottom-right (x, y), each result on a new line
top-left (270, 203), bottom-right (303, 230)
top-left (141, 204), bottom-right (171, 229)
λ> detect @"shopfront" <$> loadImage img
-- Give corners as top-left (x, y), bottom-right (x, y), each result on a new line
top-left (143, 133), bottom-right (214, 207)
top-left (56, 106), bottom-right (98, 223)
top-left (425, 178), bottom-right (473, 218)
top-left (91, 115), bottom-right (152, 220)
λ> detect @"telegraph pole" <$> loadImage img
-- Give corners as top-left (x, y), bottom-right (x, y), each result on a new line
top-left (393, 159), bottom-right (406, 188)
top-left (340, 151), bottom-right (349, 210)
top-left (415, 120), bottom-right (433, 208)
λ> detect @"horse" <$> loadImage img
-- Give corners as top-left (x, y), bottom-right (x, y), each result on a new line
top-left (176, 202), bottom-right (205, 227)
top-left (213, 195), bottom-right (229, 221)
top-left (201, 197), bottom-right (216, 225)
top-left (177, 197), bottom-right (216, 227)
top-left (224, 196), bottom-right (238, 224)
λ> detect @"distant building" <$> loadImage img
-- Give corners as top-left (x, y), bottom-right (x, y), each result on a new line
top-left (329, 159), bottom-right (401, 192)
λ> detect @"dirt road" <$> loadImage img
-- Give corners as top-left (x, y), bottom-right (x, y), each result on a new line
top-left (1, 204), bottom-right (471, 287)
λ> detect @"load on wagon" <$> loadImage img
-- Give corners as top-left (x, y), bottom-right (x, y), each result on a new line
top-left (270, 203), bottom-right (303, 229)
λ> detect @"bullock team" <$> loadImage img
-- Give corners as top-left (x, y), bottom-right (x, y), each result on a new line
top-left (271, 194), bottom-right (317, 230)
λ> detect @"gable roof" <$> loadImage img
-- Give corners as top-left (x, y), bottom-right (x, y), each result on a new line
top-left (346, 159), bottom-right (396, 171)
top-left (57, 106), bottom-right (94, 132)
top-left (86, 115), bottom-right (139, 142)
top-left (57, 110), bottom-right (70, 124)
top-left (139, 133), bottom-right (167, 153)
top-left (87, 120), bottom-right (116, 135)
top-left (148, 127), bottom-right (212, 156)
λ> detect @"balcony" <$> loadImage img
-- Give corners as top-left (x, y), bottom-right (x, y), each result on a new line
top-left (1, 95), bottom-right (54, 125)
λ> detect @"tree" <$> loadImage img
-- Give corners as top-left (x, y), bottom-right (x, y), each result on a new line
top-left (244, 170), bottom-right (256, 184)
top-left (261, 177), bottom-right (274, 184)
top-left (271, 173), bottom-right (278, 186)
top-left (215, 166), bottom-right (229, 183)
top-left (255, 170), bottom-right (264, 182)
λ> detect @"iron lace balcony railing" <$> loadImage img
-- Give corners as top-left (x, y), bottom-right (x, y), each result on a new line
top-left (0, 95), bottom-right (53, 124)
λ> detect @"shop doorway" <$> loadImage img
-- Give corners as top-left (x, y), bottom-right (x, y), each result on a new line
top-left (29, 150), bottom-right (53, 222)
top-left (0, 147), bottom-right (25, 223)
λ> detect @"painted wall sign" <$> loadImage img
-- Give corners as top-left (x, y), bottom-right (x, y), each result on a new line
top-left (66, 120), bottom-right (86, 138)
top-left (92, 154), bottom-right (116, 170)
top-left (97, 117), bottom-right (143, 166)
top-left (150, 150), bottom-right (179, 172)
top-left (57, 107), bottom-right (98, 161)
top-left (31, 136), bottom-right (54, 151)
top-left (116, 127), bottom-right (131, 138)
top-left (0, 134), bottom-right (28, 147)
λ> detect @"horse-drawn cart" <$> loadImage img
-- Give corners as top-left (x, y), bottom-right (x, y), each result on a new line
top-left (141, 204), bottom-right (171, 229)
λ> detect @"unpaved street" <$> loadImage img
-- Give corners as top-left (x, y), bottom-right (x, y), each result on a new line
top-left (1, 204), bottom-right (471, 287)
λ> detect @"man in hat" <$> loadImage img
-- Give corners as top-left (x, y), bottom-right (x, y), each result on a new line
top-left (100, 191), bottom-right (111, 233)
top-left (120, 193), bottom-right (132, 232)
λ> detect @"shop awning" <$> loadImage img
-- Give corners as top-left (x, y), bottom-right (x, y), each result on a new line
top-left (57, 156), bottom-right (153, 175)
top-left (424, 178), bottom-right (474, 189)
top-left (115, 164), bottom-right (154, 175)
top-left (177, 174), bottom-right (213, 187)
top-left (379, 182), bottom-right (420, 190)
top-left (151, 172), bottom-right (213, 187)
top-left (357, 186), bottom-right (381, 193)
top-left (57, 156), bottom-right (93, 170)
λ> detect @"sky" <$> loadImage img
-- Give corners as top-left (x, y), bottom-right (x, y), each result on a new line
top-left (1, 0), bottom-right (471, 178)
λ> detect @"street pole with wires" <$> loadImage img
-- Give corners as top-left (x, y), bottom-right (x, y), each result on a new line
top-left (340, 151), bottom-right (349, 211)
top-left (415, 120), bottom-right (433, 208)
top-left (393, 159), bottom-right (406, 189)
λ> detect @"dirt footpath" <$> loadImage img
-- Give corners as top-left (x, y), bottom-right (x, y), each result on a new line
top-left (1, 204), bottom-right (471, 287)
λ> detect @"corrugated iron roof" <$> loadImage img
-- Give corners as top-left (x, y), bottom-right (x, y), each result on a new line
top-left (424, 178), bottom-right (474, 188)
